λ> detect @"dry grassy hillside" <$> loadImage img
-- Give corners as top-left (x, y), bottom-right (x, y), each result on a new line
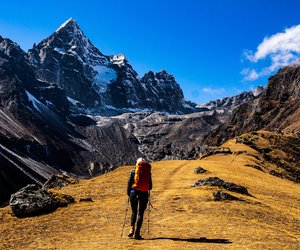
top-left (0, 133), bottom-right (300, 249)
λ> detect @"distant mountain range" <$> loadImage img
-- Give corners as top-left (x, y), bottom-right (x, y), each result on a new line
top-left (0, 18), bottom-right (299, 205)
top-left (196, 86), bottom-right (264, 114)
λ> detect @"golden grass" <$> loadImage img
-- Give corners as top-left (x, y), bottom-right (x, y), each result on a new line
top-left (0, 140), bottom-right (299, 249)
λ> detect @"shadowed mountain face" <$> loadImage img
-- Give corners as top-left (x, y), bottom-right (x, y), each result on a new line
top-left (0, 37), bottom-right (142, 205)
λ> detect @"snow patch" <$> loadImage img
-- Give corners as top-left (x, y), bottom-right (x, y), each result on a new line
top-left (67, 96), bottom-right (83, 105)
top-left (26, 91), bottom-right (43, 113)
top-left (39, 49), bottom-right (46, 63)
top-left (56, 17), bottom-right (74, 32)
top-left (111, 54), bottom-right (125, 66)
top-left (103, 105), bottom-right (151, 114)
top-left (92, 65), bottom-right (117, 93)
top-left (54, 47), bottom-right (65, 54)
top-left (183, 102), bottom-right (193, 109)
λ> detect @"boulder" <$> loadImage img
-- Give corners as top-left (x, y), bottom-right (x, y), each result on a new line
top-left (192, 177), bottom-right (250, 195)
top-left (213, 191), bottom-right (240, 201)
top-left (194, 167), bottom-right (207, 174)
top-left (9, 184), bottom-right (58, 217)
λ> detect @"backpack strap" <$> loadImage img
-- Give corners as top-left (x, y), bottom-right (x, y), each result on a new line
top-left (127, 169), bottom-right (135, 196)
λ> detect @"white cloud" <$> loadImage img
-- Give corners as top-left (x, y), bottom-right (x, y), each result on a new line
top-left (202, 87), bottom-right (225, 94)
top-left (241, 68), bottom-right (259, 81)
top-left (242, 24), bottom-right (300, 81)
top-left (252, 24), bottom-right (300, 62)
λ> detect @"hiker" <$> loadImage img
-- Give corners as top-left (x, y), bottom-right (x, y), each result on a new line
top-left (127, 157), bottom-right (152, 239)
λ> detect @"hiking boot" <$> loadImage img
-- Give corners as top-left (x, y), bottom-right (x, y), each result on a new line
top-left (128, 227), bottom-right (135, 237)
top-left (134, 233), bottom-right (143, 240)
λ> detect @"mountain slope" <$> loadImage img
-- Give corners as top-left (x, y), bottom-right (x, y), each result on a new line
top-left (205, 63), bottom-right (300, 146)
top-left (1, 137), bottom-right (299, 249)
top-left (93, 112), bottom-right (222, 161)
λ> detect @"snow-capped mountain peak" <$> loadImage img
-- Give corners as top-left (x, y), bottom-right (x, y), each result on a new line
top-left (52, 18), bottom-right (108, 65)
top-left (55, 17), bottom-right (77, 32)
top-left (27, 19), bottom-right (196, 115)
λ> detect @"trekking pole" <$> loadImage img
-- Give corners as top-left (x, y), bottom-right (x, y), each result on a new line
top-left (148, 191), bottom-right (151, 236)
top-left (120, 197), bottom-right (130, 238)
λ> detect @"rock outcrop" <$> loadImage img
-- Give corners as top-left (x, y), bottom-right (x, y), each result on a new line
top-left (192, 177), bottom-right (250, 195)
top-left (9, 184), bottom-right (75, 217)
top-left (9, 184), bottom-right (58, 217)
top-left (213, 191), bottom-right (241, 201)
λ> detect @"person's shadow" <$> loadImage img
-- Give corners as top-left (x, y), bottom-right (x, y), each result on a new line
top-left (147, 237), bottom-right (232, 244)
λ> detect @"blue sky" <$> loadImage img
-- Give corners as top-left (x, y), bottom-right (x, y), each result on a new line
top-left (1, 0), bottom-right (300, 104)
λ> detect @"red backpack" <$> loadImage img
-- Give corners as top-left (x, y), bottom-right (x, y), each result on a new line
top-left (132, 161), bottom-right (151, 192)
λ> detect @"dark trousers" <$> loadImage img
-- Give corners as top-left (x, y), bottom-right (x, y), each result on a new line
top-left (130, 190), bottom-right (148, 234)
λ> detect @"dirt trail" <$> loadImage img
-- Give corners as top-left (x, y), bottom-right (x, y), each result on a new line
top-left (0, 154), bottom-right (300, 249)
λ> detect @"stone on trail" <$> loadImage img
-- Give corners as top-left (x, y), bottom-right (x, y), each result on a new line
top-left (194, 167), bottom-right (207, 174)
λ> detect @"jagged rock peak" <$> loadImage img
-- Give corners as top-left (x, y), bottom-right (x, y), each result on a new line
top-left (142, 70), bottom-right (155, 79)
top-left (53, 18), bottom-right (104, 57)
top-left (29, 18), bottom-right (107, 66)
top-left (252, 85), bottom-right (265, 96)
top-left (156, 69), bottom-right (174, 79)
top-left (196, 91), bottom-right (254, 113)
top-left (0, 36), bottom-right (25, 57)
top-left (142, 69), bottom-right (175, 82)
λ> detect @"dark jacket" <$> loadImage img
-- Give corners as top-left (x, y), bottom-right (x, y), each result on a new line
top-left (127, 168), bottom-right (152, 196)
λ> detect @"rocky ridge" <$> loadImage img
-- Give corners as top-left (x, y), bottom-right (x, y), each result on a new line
top-left (196, 86), bottom-right (264, 114)
top-left (205, 63), bottom-right (300, 145)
